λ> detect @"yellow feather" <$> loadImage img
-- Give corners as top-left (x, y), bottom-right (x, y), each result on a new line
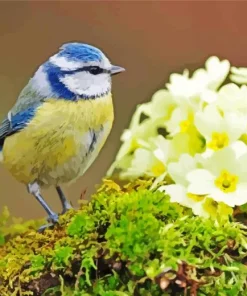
top-left (2, 94), bottom-right (114, 185)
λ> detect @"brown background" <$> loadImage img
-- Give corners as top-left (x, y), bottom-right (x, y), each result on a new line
top-left (0, 1), bottom-right (247, 220)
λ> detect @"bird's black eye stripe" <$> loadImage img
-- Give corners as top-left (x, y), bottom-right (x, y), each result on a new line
top-left (62, 66), bottom-right (109, 75)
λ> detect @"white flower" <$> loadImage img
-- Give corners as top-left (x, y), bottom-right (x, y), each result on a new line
top-left (166, 69), bottom-right (198, 99)
top-left (140, 89), bottom-right (176, 121)
top-left (159, 154), bottom-right (209, 217)
top-left (230, 66), bottom-right (247, 84)
top-left (151, 135), bottom-right (171, 164)
top-left (187, 147), bottom-right (247, 207)
top-left (193, 56), bottom-right (230, 90)
top-left (199, 140), bottom-right (247, 159)
top-left (194, 104), bottom-right (247, 151)
top-left (216, 83), bottom-right (247, 114)
top-left (163, 184), bottom-right (203, 211)
top-left (120, 136), bottom-right (171, 179)
top-left (231, 141), bottom-right (247, 158)
top-left (166, 56), bottom-right (230, 103)
top-left (107, 89), bottom-right (175, 177)
top-left (159, 152), bottom-right (235, 217)
top-left (113, 87), bottom-right (175, 161)
top-left (120, 148), bottom-right (159, 178)
top-left (167, 154), bottom-right (198, 186)
top-left (109, 55), bottom-right (247, 216)
top-left (166, 71), bottom-right (205, 114)
top-left (166, 106), bottom-right (193, 135)
top-left (107, 108), bottom-right (159, 176)
top-left (200, 89), bottom-right (218, 104)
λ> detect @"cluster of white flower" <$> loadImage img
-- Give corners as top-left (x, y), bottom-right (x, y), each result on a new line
top-left (108, 56), bottom-right (247, 218)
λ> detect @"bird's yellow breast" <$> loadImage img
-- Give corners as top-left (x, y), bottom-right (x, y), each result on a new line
top-left (2, 94), bottom-right (114, 185)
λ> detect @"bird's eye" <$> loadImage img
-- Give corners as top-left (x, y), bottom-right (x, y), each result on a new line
top-left (88, 66), bottom-right (103, 75)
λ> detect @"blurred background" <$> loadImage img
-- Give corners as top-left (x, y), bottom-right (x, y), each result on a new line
top-left (1, 1), bottom-right (247, 220)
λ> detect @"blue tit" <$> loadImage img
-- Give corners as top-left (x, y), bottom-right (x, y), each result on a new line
top-left (0, 42), bottom-right (125, 230)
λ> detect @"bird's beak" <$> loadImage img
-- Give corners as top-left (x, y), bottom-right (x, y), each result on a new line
top-left (110, 65), bottom-right (125, 76)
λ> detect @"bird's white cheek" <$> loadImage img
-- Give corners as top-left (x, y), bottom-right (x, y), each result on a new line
top-left (60, 72), bottom-right (111, 97)
top-left (60, 72), bottom-right (88, 95)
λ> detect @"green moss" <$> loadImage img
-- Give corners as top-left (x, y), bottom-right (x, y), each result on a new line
top-left (0, 179), bottom-right (247, 295)
top-left (30, 254), bottom-right (46, 274)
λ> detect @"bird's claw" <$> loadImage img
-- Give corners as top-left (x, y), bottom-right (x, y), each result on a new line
top-left (38, 213), bottom-right (59, 232)
top-left (38, 223), bottom-right (55, 233)
top-left (47, 212), bottom-right (59, 224)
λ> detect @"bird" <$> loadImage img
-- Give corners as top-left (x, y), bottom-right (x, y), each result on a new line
top-left (0, 42), bottom-right (125, 230)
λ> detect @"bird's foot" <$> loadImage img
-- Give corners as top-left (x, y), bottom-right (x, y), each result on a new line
top-left (38, 212), bottom-right (59, 233)
top-left (47, 212), bottom-right (59, 224)
top-left (38, 223), bottom-right (54, 233)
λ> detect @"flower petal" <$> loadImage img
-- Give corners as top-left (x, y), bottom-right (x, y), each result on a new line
top-left (162, 184), bottom-right (196, 207)
top-left (187, 169), bottom-right (214, 183)
top-left (192, 201), bottom-right (210, 218)
top-left (209, 188), bottom-right (236, 207)
top-left (168, 154), bottom-right (197, 185)
top-left (194, 105), bottom-right (223, 138)
top-left (188, 182), bottom-right (213, 195)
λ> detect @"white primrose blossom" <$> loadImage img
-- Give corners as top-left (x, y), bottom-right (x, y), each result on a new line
top-left (194, 104), bottom-right (247, 151)
top-left (216, 83), bottom-right (247, 114)
top-left (187, 146), bottom-right (247, 207)
top-left (108, 56), bottom-right (247, 218)
top-left (159, 154), bottom-right (211, 217)
top-left (120, 136), bottom-right (171, 180)
top-left (230, 66), bottom-right (247, 84)
top-left (166, 57), bottom-right (229, 101)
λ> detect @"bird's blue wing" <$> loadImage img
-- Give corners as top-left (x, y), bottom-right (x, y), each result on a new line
top-left (0, 79), bottom-right (46, 149)
top-left (0, 117), bottom-right (11, 139)
top-left (0, 106), bottom-right (39, 149)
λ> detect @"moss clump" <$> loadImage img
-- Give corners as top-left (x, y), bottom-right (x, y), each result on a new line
top-left (0, 179), bottom-right (247, 295)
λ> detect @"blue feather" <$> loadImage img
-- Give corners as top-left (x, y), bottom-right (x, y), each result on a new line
top-left (58, 43), bottom-right (103, 63)
top-left (0, 106), bottom-right (39, 150)
top-left (11, 106), bottom-right (38, 132)
top-left (43, 62), bottom-right (76, 100)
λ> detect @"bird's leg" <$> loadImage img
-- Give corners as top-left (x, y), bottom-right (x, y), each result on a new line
top-left (27, 182), bottom-right (59, 231)
top-left (55, 186), bottom-right (73, 214)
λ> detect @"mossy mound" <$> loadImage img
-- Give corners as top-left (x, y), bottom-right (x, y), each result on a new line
top-left (0, 179), bottom-right (247, 296)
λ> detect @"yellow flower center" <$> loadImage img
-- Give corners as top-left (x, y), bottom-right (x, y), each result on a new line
top-left (207, 132), bottom-right (229, 151)
top-left (180, 114), bottom-right (193, 133)
top-left (187, 193), bottom-right (204, 202)
top-left (151, 162), bottom-right (165, 177)
top-left (214, 170), bottom-right (238, 193)
top-left (180, 120), bottom-right (191, 133)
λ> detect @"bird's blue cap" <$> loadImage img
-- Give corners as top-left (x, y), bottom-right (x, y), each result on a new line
top-left (58, 43), bottom-right (104, 63)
